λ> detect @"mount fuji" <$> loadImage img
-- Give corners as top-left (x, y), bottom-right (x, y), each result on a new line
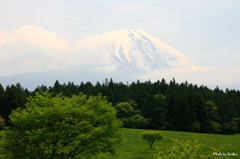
top-left (0, 29), bottom-right (204, 90)
top-left (77, 29), bottom-right (202, 73)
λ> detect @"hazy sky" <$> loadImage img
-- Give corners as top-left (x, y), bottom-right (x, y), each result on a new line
top-left (0, 0), bottom-right (240, 89)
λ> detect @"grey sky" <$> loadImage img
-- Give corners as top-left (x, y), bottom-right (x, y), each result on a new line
top-left (0, 0), bottom-right (240, 89)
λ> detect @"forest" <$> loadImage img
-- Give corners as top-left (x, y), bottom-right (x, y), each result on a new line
top-left (0, 78), bottom-right (240, 134)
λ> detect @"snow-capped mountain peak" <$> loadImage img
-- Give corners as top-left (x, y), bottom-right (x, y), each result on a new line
top-left (93, 29), bottom-right (194, 72)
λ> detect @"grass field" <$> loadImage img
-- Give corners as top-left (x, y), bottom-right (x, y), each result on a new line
top-left (98, 128), bottom-right (240, 159)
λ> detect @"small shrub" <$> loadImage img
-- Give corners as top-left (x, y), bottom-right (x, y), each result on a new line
top-left (142, 132), bottom-right (163, 149)
top-left (154, 139), bottom-right (224, 159)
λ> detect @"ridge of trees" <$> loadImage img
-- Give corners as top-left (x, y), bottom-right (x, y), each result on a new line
top-left (0, 78), bottom-right (240, 134)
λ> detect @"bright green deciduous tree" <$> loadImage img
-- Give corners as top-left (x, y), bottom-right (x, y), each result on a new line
top-left (142, 132), bottom-right (163, 149)
top-left (114, 102), bottom-right (134, 118)
top-left (114, 102), bottom-right (149, 129)
top-left (0, 91), bottom-right (121, 159)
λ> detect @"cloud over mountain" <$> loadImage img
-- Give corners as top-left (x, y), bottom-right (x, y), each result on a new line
top-left (0, 26), bottom-right (77, 76)
top-left (0, 26), bottom-right (205, 76)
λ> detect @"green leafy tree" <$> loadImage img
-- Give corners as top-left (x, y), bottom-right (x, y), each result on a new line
top-left (122, 114), bottom-right (149, 129)
top-left (114, 102), bottom-right (149, 128)
top-left (0, 91), bottom-right (121, 159)
top-left (114, 102), bottom-right (134, 118)
top-left (141, 132), bottom-right (163, 149)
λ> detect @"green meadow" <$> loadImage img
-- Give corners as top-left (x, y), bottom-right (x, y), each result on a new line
top-left (98, 128), bottom-right (240, 159)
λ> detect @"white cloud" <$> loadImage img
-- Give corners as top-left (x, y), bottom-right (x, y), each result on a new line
top-left (0, 26), bottom-right (79, 76)
top-left (1, 26), bottom-right (75, 53)
top-left (74, 36), bottom-right (113, 66)
top-left (0, 26), bottom-right (115, 76)
top-left (0, 26), bottom-right (209, 78)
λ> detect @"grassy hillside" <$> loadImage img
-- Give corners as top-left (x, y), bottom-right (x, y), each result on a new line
top-left (98, 128), bottom-right (240, 159)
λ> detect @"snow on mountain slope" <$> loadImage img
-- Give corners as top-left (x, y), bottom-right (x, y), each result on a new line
top-left (78, 29), bottom-right (204, 73)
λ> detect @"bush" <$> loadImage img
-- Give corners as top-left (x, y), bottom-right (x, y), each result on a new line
top-left (154, 139), bottom-right (224, 159)
top-left (122, 114), bottom-right (149, 129)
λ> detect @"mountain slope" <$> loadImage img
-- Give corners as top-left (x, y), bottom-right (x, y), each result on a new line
top-left (83, 29), bottom-right (202, 73)
top-left (102, 30), bottom-right (177, 67)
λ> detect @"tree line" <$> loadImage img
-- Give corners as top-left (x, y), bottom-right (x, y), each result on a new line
top-left (0, 78), bottom-right (240, 134)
